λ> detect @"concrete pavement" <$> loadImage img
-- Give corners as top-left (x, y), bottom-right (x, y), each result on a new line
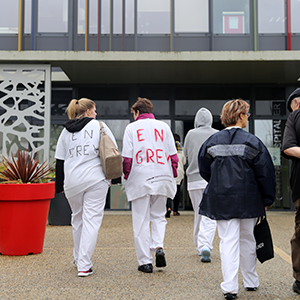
top-left (0, 211), bottom-right (298, 300)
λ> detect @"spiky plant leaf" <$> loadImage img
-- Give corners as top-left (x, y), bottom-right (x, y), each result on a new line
top-left (0, 150), bottom-right (54, 183)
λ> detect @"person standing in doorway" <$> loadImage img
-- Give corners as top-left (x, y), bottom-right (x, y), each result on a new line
top-left (183, 107), bottom-right (218, 262)
top-left (165, 133), bottom-right (186, 217)
top-left (55, 98), bottom-right (118, 277)
top-left (122, 97), bottom-right (178, 273)
top-left (282, 88), bottom-right (300, 294)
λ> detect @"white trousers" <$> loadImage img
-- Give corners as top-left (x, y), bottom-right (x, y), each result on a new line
top-left (189, 189), bottom-right (217, 253)
top-left (217, 218), bottom-right (259, 294)
top-left (67, 180), bottom-right (109, 271)
top-left (131, 195), bottom-right (167, 266)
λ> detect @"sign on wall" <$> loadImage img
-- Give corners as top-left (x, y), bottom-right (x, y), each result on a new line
top-left (223, 12), bottom-right (245, 34)
top-left (0, 65), bottom-right (51, 161)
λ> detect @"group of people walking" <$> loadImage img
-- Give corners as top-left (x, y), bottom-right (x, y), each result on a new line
top-left (55, 90), bottom-right (300, 299)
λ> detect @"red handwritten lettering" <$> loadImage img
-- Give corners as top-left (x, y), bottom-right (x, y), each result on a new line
top-left (146, 149), bottom-right (155, 163)
top-left (137, 129), bottom-right (145, 142)
top-left (136, 150), bottom-right (143, 164)
top-left (156, 149), bottom-right (164, 164)
top-left (165, 153), bottom-right (170, 162)
top-left (154, 129), bottom-right (163, 142)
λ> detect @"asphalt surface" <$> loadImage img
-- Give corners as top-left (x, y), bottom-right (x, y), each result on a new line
top-left (0, 210), bottom-right (298, 300)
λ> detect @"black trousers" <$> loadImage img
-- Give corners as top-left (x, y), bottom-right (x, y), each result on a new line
top-left (291, 198), bottom-right (300, 281)
top-left (166, 184), bottom-right (181, 213)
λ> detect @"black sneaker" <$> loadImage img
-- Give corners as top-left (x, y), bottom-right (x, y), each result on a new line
top-left (293, 280), bottom-right (300, 294)
top-left (77, 268), bottom-right (93, 277)
top-left (223, 293), bottom-right (238, 299)
top-left (245, 287), bottom-right (257, 291)
top-left (155, 248), bottom-right (166, 268)
top-left (138, 263), bottom-right (153, 273)
top-left (165, 210), bottom-right (171, 218)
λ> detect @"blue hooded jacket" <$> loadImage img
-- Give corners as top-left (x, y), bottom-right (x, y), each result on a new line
top-left (198, 127), bottom-right (276, 220)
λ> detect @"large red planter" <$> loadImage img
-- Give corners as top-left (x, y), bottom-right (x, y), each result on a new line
top-left (0, 182), bottom-right (55, 255)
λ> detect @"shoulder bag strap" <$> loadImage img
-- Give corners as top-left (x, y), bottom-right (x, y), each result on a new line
top-left (99, 121), bottom-right (105, 135)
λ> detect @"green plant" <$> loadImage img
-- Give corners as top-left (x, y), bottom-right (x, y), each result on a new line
top-left (0, 150), bottom-right (54, 184)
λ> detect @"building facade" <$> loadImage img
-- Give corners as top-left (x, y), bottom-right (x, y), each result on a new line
top-left (1, 0), bottom-right (300, 210)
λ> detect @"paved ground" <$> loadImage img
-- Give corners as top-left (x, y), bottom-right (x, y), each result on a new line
top-left (0, 210), bottom-right (299, 300)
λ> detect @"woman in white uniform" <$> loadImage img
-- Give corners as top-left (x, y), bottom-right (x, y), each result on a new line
top-left (55, 98), bottom-right (117, 277)
top-left (122, 98), bottom-right (178, 273)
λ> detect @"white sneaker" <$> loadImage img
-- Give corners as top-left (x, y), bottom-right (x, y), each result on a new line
top-left (78, 268), bottom-right (93, 277)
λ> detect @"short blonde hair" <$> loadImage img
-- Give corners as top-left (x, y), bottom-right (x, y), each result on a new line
top-left (66, 98), bottom-right (96, 119)
top-left (221, 99), bottom-right (250, 128)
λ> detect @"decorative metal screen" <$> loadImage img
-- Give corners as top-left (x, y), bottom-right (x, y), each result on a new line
top-left (0, 65), bottom-right (51, 161)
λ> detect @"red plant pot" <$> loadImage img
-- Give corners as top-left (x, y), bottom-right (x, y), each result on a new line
top-left (0, 182), bottom-right (55, 256)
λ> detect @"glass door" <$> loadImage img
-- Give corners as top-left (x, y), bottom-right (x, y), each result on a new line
top-left (254, 119), bottom-right (290, 209)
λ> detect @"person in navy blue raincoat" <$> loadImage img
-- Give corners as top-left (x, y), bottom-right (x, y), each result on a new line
top-left (198, 99), bottom-right (276, 299)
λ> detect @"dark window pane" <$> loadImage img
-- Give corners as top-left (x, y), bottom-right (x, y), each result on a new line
top-left (152, 100), bottom-right (169, 115)
top-left (95, 101), bottom-right (128, 116)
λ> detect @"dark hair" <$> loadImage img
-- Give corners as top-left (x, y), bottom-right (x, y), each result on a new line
top-left (173, 133), bottom-right (180, 142)
top-left (220, 99), bottom-right (250, 127)
top-left (131, 97), bottom-right (153, 114)
top-left (66, 98), bottom-right (96, 119)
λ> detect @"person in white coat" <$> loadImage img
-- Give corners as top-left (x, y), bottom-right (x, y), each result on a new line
top-left (55, 98), bottom-right (118, 277)
top-left (122, 97), bottom-right (178, 273)
top-left (183, 108), bottom-right (218, 262)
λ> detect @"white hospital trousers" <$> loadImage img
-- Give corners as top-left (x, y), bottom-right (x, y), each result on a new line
top-left (67, 180), bottom-right (109, 271)
top-left (217, 218), bottom-right (259, 294)
top-left (188, 189), bottom-right (217, 253)
top-left (131, 195), bottom-right (167, 266)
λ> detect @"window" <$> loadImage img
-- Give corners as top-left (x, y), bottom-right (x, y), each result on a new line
top-left (137, 0), bottom-right (170, 34)
top-left (255, 119), bottom-right (289, 209)
top-left (213, 0), bottom-right (250, 34)
top-left (24, 0), bottom-right (31, 34)
top-left (78, 0), bottom-right (98, 34)
top-left (254, 120), bottom-right (280, 170)
top-left (174, 0), bottom-right (209, 33)
top-left (151, 100), bottom-right (169, 115)
top-left (38, 0), bottom-right (68, 33)
top-left (175, 100), bottom-right (227, 116)
top-left (114, 0), bottom-right (135, 34)
top-left (255, 100), bottom-right (286, 116)
top-left (0, 0), bottom-right (18, 34)
top-left (94, 100), bottom-right (128, 117)
top-left (78, 0), bottom-right (85, 34)
top-left (258, 0), bottom-right (285, 34)
top-left (113, 0), bottom-right (122, 34)
top-left (101, 0), bottom-right (110, 34)
top-left (100, 119), bottom-right (130, 152)
top-left (89, 0), bottom-right (98, 34)
top-left (125, 0), bottom-right (134, 34)
top-left (291, 0), bottom-right (300, 33)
